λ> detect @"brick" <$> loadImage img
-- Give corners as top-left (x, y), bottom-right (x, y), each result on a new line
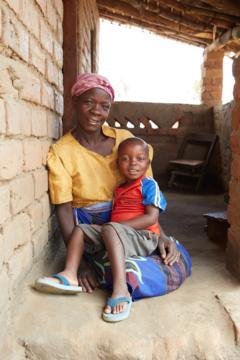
top-left (40, 20), bottom-right (53, 55)
top-left (0, 268), bottom-right (10, 315)
top-left (15, 72), bottom-right (41, 104)
top-left (0, 184), bottom-right (10, 225)
top-left (0, 234), bottom-right (3, 273)
top-left (8, 241), bottom-right (33, 285)
top-left (4, 0), bottom-right (21, 14)
top-left (0, 140), bottom-right (23, 180)
top-left (6, 99), bottom-right (31, 136)
top-left (47, 111), bottom-right (60, 139)
top-left (46, 59), bottom-right (59, 87)
top-left (41, 140), bottom-right (51, 165)
top-left (40, 193), bottom-right (51, 222)
top-left (54, 90), bottom-right (63, 115)
top-left (31, 107), bottom-right (48, 137)
top-left (36, 0), bottom-right (47, 15)
top-left (46, 0), bottom-right (58, 32)
top-left (32, 223), bottom-right (48, 261)
top-left (2, 8), bottom-right (29, 62)
top-left (54, 0), bottom-right (63, 20)
top-left (0, 55), bottom-right (19, 97)
top-left (0, 99), bottom-right (6, 134)
top-left (29, 37), bottom-right (45, 74)
top-left (0, 7), bottom-right (2, 39)
top-left (58, 69), bottom-right (63, 93)
top-left (41, 81), bottom-right (54, 110)
top-left (56, 18), bottom-right (63, 44)
top-left (20, 0), bottom-right (40, 39)
top-left (23, 139), bottom-right (43, 171)
top-left (3, 213), bottom-right (31, 261)
top-left (25, 200), bottom-right (43, 233)
top-left (33, 167), bottom-right (48, 199)
top-left (10, 174), bottom-right (34, 214)
top-left (53, 40), bottom-right (63, 68)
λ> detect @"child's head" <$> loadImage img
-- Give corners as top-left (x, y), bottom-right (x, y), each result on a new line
top-left (117, 137), bottom-right (150, 182)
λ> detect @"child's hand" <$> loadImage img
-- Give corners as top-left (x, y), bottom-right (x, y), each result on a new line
top-left (158, 236), bottom-right (180, 266)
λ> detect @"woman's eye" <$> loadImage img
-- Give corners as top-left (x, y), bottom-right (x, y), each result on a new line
top-left (102, 104), bottom-right (110, 111)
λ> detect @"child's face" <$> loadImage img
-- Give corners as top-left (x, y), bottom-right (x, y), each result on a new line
top-left (118, 143), bottom-right (150, 182)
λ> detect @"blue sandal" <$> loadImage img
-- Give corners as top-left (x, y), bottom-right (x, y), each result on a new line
top-left (102, 296), bottom-right (132, 322)
top-left (34, 274), bottom-right (82, 294)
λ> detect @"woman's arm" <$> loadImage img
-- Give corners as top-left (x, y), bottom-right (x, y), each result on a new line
top-left (56, 202), bottom-right (75, 244)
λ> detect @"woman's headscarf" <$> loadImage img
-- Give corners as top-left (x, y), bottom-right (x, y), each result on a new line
top-left (71, 73), bottom-right (115, 101)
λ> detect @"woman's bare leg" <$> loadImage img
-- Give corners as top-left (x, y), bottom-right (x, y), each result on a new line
top-left (47, 227), bottom-right (85, 286)
top-left (101, 224), bottom-right (130, 314)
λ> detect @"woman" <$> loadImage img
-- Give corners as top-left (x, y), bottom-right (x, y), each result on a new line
top-left (46, 73), bottom-right (191, 298)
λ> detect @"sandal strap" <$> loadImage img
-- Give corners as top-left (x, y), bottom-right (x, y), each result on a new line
top-left (107, 296), bottom-right (131, 308)
top-left (51, 274), bottom-right (70, 286)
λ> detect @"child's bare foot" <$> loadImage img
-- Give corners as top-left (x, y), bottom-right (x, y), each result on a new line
top-left (104, 287), bottom-right (131, 314)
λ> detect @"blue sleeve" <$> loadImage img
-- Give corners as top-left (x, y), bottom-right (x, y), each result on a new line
top-left (141, 177), bottom-right (167, 212)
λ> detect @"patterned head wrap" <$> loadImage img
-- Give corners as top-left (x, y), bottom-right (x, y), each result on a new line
top-left (71, 73), bottom-right (115, 101)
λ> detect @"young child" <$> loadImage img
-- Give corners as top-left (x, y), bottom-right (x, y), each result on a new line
top-left (35, 137), bottom-right (167, 322)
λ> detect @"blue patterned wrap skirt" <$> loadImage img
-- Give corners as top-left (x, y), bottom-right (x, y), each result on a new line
top-left (73, 202), bottom-right (192, 301)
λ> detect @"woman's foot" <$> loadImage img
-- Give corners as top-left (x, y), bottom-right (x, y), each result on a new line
top-left (103, 287), bottom-right (131, 314)
top-left (45, 270), bottom-right (78, 287)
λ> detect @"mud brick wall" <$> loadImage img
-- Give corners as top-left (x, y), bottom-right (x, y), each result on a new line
top-left (213, 102), bottom-right (234, 191)
top-left (0, 0), bottom-right (63, 350)
top-left (226, 57), bottom-right (240, 278)
top-left (201, 49), bottom-right (224, 106)
top-left (78, 0), bottom-right (99, 73)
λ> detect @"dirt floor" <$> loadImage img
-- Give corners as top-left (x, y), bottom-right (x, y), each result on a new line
top-left (11, 190), bottom-right (240, 359)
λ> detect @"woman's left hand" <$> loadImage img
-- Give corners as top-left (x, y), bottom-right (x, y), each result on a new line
top-left (158, 236), bottom-right (180, 266)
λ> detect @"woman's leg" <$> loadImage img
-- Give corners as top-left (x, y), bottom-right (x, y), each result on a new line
top-left (48, 227), bottom-right (85, 286)
top-left (101, 224), bottom-right (130, 314)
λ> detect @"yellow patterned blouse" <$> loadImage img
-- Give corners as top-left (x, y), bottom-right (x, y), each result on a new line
top-left (47, 126), bottom-right (153, 208)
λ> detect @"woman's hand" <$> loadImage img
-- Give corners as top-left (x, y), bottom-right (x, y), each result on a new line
top-left (158, 225), bottom-right (180, 266)
top-left (78, 260), bottom-right (99, 293)
top-left (158, 237), bottom-right (180, 266)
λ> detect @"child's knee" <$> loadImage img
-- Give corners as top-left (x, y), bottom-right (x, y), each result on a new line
top-left (101, 223), bottom-right (116, 237)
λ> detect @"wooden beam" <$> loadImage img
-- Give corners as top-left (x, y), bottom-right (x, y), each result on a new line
top-left (205, 26), bottom-right (240, 52)
top-left (99, 11), bottom-right (209, 46)
top-left (98, 0), bottom-right (211, 32)
top-left (63, 0), bottom-right (78, 134)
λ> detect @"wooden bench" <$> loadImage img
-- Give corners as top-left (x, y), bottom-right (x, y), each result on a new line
top-left (203, 211), bottom-right (229, 247)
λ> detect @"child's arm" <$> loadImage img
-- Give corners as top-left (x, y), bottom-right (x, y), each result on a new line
top-left (118, 204), bottom-right (159, 230)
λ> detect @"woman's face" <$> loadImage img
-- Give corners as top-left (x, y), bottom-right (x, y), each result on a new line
top-left (74, 88), bottom-right (111, 132)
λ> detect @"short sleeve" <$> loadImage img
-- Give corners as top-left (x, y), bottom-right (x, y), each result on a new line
top-left (47, 145), bottom-right (73, 204)
top-left (141, 177), bottom-right (167, 212)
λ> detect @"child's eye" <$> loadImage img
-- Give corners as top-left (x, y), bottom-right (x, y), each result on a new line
top-left (120, 155), bottom-right (129, 161)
